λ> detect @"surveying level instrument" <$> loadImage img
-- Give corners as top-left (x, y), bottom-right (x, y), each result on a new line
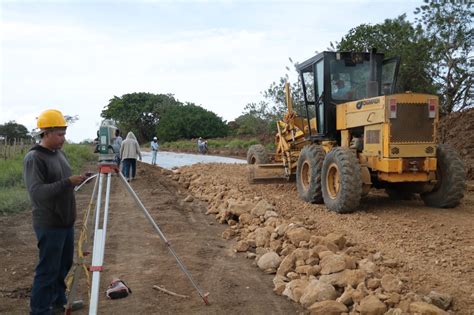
top-left (67, 148), bottom-right (209, 314)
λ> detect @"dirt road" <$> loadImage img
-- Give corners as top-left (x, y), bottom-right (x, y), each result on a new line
top-left (1, 161), bottom-right (473, 314)
top-left (0, 163), bottom-right (301, 314)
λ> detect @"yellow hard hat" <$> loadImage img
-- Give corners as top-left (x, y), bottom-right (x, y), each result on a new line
top-left (37, 109), bottom-right (67, 129)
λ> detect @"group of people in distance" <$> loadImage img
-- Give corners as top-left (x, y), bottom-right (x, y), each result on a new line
top-left (112, 131), bottom-right (207, 180)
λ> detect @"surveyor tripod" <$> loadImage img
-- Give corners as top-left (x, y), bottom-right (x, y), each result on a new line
top-left (66, 162), bottom-right (209, 315)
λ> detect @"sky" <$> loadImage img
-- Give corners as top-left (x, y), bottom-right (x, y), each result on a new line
top-left (0, 0), bottom-right (421, 143)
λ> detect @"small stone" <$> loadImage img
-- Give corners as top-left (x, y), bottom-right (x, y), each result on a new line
top-left (234, 240), bottom-right (249, 252)
top-left (381, 274), bottom-right (403, 293)
top-left (221, 228), bottom-right (235, 240)
top-left (367, 278), bottom-right (381, 290)
top-left (184, 195), bottom-right (194, 202)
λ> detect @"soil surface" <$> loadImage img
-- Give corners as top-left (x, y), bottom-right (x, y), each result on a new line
top-left (1, 161), bottom-right (473, 314)
top-left (0, 163), bottom-right (302, 314)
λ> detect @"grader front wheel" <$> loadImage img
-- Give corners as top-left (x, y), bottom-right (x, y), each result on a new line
top-left (321, 148), bottom-right (362, 213)
top-left (296, 145), bottom-right (326, 203)
top-left (246, 144), bottom-right (269, 164)
top-left (421, 144), bottom-right (465, 208)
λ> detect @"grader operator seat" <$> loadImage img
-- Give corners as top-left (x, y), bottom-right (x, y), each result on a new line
top-left (296, 49), bottom-right (400, 143)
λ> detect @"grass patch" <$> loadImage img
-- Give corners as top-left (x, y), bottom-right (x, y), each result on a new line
top-left (63, 143), bottom-right (96, 174)
top-left (0, 186), bottom-right (30, 215)
top-left (0, 154), bottom-right (24, 187)
top-left (0, 143), bottom-right (96, 216)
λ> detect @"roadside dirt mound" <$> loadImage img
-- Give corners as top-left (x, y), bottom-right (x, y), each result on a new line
top-left (438, 108), bottom-right (474, 179)
top-left (176, 163), bottom-right (474, 314)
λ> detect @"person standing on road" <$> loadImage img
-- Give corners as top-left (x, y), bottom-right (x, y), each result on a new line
top-left (120, 131), bottom-right (142, 182)
top-left (23, 109), bottom-right (86, 315)
top-left (151, 136), bottom-right (159, 165)
top-left (112, 129), bottom-right (123, 168)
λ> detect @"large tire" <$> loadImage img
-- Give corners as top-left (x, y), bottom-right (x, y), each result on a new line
top-left (296, 145), bottom-right (326, 203)
top-left (247, 144), bottom-right (269, 164)
top-left (421, 144), bottom-right (465, 208)
top-left (321, 147), bottom-right (362, 213)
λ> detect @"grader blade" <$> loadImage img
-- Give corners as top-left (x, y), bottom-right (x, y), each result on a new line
top-left (248, 164), bottom-right (290, 183)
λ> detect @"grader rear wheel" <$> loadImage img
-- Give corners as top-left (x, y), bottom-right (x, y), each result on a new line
top-left (321, 147), bottom-right (362, 213)
top-left (296, 145), bottom-right (326, 203)
top-left (246, 144), bottom-right (269, 164)
top-left (421, 144), bottom-right (465, 208)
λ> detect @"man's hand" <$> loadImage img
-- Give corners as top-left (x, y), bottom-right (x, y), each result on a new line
top-left (69, 175), bottom-right (86, 186)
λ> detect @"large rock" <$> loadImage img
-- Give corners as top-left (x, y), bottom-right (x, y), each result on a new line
top-left (358, 295), bottom-right (387, 315)
top-left (257, 252), bottom-right (281, 272)
top-left (254, 227), bottom-right (271, 247)
top-left (320, 254), bottom-right (347, 275)
top-left (238, 212), bottom-right (252, 225)
top-left (251, 199), bottom-right (274, 217)
top-left (381, 274), bottom-right (403, 293)
top-left (264, 210), bottom-right (279, 220)
top-left (323, 233), bottom-right (346, 250)
top-left (300, 280), bottom-right (338, 308)
top-left (409, 302), bottom-right (448, 315)
top-left (227, 200), bottom-right (254, 216)
top-left (358, 258), bottom-right (376, 275)
top-left (275, 223), bottom-right (289, 236)
top-left (286, 227), bottom-right (311, 246)
top-left (273, 275), bottom-right (287, 295)
top-left (277, 254), bottom-right (296, 276)
top-left (336, 285), bottom-right (355, 305)
top-left (282, 279), bottom-right (310, 302)
top-left (293, 248), bottom-right (311, 261)
top-left (319, 269), bottom-right (367, 288)
top-left (234, 240), bottom-right (249, 252)
top-left (427, 291), bottom-right (452, 310)
top-left (308, 300), bottom-right (348, 315)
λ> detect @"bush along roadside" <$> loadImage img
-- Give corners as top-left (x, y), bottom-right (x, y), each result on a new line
top-left (158, 137), bottom-right (274, 157)
top-left (0, 143), bottom-right (95, 215)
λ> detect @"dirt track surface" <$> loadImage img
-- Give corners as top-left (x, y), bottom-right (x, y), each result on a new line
top-left (1, 161), bottom-right (473, 314)
top-left (0, 163), bottom-right (301, 314)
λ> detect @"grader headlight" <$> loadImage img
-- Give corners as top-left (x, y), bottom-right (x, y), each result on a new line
top-left (389, 99), bottom-right (397, 119)
top-left (428, 99), bottom-right (437, 118)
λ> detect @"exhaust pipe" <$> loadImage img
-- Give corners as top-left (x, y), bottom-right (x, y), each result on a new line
top-left (366, 48), bottom-right (378, 98)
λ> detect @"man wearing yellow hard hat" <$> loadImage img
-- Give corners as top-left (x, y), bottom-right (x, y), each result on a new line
top-left (23, 109), bottom-right (85, 314)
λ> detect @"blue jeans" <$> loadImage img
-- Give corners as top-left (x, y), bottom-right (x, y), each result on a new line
top-left (30, 226), bottom-right (74, 315)
top-left (122, 158), bottom-right (137, 179)
top-left (151, 150), bottom-right (158, 165)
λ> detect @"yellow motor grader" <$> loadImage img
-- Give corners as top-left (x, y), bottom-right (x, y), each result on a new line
top-left (247, 49), bottom-right (466, 213)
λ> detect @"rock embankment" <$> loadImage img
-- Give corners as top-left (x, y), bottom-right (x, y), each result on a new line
top-left (167, 166), bottom-right (454, 315)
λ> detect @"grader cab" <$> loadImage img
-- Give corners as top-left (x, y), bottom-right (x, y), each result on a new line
top-left (247, 50), bottom-right (466, 213)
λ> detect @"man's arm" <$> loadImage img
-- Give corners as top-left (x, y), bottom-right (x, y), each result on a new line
top-left (24, 156), bottom-right (80, 201)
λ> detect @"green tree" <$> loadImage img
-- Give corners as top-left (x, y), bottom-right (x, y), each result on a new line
top-left (335, 15), bottom-right (436, 94)
top-left (415, 1), bottom-right (473, 113)
top-left (101, 93), bottom-right (181, 143)
top-left (156, 103), bottom-right (228, 142)
top-left (232, 113), bottom-right (269, 136)
top-left (0, 121), bottom-right (30, 143)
